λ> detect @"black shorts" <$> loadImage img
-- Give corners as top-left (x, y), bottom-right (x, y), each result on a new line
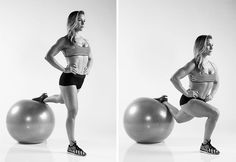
top-left (179, 95), bottom-right (206, 106)
top-left (59, 73), bottom-right (86, 89)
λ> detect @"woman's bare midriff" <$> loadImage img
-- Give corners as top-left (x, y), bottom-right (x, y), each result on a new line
top-left (189, 81), bottom-right (214, 99)
top-left (66, 56), bottom-right (88, 75)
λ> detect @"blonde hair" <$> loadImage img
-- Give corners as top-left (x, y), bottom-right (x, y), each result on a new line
top-left (67, 10), bottom-right (85, 44)
top-left (193, 35), bottom-right (212, 71)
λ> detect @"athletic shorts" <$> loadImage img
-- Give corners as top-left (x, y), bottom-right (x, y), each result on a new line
top-left (59, 73), bottom-right (86, 89)
top-left (179, 95), bottom-right (206, 106)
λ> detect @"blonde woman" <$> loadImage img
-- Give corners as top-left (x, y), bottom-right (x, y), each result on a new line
top-left (156, 35), bottom-right (220, 155)
top-left (33, 10), bottom-right (93, 156)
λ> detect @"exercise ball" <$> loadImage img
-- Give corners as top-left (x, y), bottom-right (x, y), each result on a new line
top-left (6, 100), bottom-right (55, 144)
top-left (124, 97), bottom-right (174, 144)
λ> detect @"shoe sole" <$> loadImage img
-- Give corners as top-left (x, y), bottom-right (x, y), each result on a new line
top-left (200, 150), bottom-right (220, 155)
top-left (67, 151), bottom-right (87, 156)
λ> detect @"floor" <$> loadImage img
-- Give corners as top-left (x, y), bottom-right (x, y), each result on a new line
top-left (1, 136), bottom-right (116, 162)
top-left (1, 135), bottom-right (236, 162)
top-left (1, 129), bottom-right (235, 162)
top-left (119, 132), bottom-right (236, 162)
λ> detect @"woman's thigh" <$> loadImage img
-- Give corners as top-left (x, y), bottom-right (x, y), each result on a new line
top-left (176, 109), bottom-right (194, 122)
top-left (60, 85), bottom-right (78, 111)
top-left (181, 99), bottom-right (219, 118)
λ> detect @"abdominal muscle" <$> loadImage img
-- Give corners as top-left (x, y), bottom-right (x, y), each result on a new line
top-left (66, 56), bottom-right (88, 75)
top-left (189, 81), bottom-right (214, 99)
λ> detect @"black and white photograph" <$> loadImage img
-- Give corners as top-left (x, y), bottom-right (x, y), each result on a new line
top-left (119, 0), bottom-right (236, 161)
top-left (0, 0), bottom-right (116, 161)
top-left (1, 0), bottom-right (236, 162)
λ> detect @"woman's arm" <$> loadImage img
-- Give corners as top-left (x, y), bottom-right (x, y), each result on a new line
top-left (209, 63), bottom-right (219, 97)
top-left (84, 41), bottom-right (93, 75)
top-left (205, 63), bottom-right (219, 101)
top-left (45, 37), bottom-right (66, 72)
top-left (170, 59), bottom-right (196, 97)
top-left (85, 52), bottom-right (93, 74)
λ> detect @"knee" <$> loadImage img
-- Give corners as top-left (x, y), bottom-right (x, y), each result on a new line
top-left (67, 109), bottom-right (78, 119)
top-left (175, 119), bottom-right (184, 124)
top-left (176, 120), bottom-right (183, 124)
top-left (210, 109), bottom-right (220, 120)
top-left (215, 109), bottom-right (220, 120)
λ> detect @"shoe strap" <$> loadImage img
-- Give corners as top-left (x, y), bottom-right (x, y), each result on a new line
top-left (69, 141), bottom-right (85, 153)
top-left (203, 140), bottom-right (218, 151)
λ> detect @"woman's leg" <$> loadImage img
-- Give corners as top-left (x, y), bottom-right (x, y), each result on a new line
top-left (181, 99), bottom-right (220, 154)
top-left (60, 85), bottom-right (78, 145)
top-left (163, 102), bottom-right (194, 123)
top-left (60, 86), bottom-right (86, 156)
top-left (32, 93), bottom-right (64, 104)
top-left (44, 94), bottom-right (64, 104)
top-left (181, 99), bottom-right (220, 143)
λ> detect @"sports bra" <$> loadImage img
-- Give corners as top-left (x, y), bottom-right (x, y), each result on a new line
top-left (63, 43), bottom-right (90, 57)
top-left (189, 61), bottom-right (216, 83)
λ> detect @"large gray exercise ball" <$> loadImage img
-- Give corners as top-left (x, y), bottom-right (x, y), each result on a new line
top-left (124, 97), bottom-right (174, 144)
top-left (6, 100), bottom-right (55, 144)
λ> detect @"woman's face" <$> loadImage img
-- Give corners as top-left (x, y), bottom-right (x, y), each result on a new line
top-left (205, 38), bottom-right (213, 56)
top-left (76, 14), bottom-right (86, 32)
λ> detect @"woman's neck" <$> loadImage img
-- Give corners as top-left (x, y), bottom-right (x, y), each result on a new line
top-left (202, 54), bottom-right (209, 63)
top-left (75, 32), bottom-right (82, 38)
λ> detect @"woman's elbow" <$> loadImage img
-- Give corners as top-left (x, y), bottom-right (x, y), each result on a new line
top-left (170, 76), bottom-right (176, 83)
top-left (214, 80), bottom-right (219, 86)
top-left (88, 56), bottom-right (93, 61)
top-left (44, 55), bottom-right (51, 61)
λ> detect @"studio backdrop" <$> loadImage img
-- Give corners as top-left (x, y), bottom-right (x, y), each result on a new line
top-left (0, 0), bottom-right (116, 143)
top-left (119, 0), bottom-right (236, 141)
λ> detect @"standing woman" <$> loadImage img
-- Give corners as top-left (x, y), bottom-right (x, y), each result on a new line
top-left (156, 35), bottom-right (220, 155)
top-left (33, 10), bottom-right (93, 156)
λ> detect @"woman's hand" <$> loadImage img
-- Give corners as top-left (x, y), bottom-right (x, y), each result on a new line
top-left (64, 64), bottom-right (78, 74)
top-left (205, 94), bottom-right (213, 102)
top-left (84, 66), bottom-right (90, 75)
top-left (186, 89), bottom-right (199, 98)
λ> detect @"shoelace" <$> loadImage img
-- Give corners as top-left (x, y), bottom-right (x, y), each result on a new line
top-left (71, 141), bottom-right (84, 152)
top-left (202, 140), bottom-right (219, 154)
top-left (206, 141), bottom-right (216, 150)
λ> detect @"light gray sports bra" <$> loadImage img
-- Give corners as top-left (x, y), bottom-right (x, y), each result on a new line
top-left (63, 43), bottom-right (90, 57)
top-left (189, 61), bottom-right (216, 83)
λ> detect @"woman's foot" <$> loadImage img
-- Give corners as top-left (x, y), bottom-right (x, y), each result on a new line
top-left (67, 141), bottom-right (86, 156)
top-left (32, 93), bottom-right (48, 103)
top-left (200, 140), bottom-right (220, 155)
top-left (154, 95), bottom-right (168, 103)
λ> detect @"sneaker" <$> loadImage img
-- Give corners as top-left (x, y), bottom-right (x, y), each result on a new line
top-left (200, 140), bottom-right (220, 155)
top-left (67, 141), bottom-right (86, 156)
top-left (32, 93), bottom-right (48, 103)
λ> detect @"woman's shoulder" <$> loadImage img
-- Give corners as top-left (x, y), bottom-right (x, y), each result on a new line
top-left (185, 59), bottom-right (196, 69)
top-left (57, 36), bottom-right (69, 44)
top-left (54, 36), bottom-right (71, 48)
top-left (180, 58), bottom-right (197, 74)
